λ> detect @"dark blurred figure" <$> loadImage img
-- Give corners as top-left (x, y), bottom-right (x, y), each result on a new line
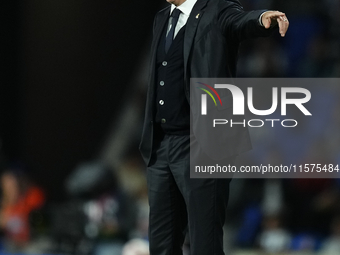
top-left (60, 161), bottom-right (136, 255)
top-left (0, 169), bottom-right (45, 251)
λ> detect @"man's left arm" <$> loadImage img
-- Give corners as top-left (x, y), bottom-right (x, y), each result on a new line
top-left (218, 2), bottom-right (289, 41)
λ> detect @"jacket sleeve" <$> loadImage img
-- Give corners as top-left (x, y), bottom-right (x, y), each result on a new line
top-left (217, 1), bottom-right (274, 42)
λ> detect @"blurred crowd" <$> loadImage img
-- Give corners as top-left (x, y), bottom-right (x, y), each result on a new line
top-left (0, 158), bottom-right (150, 255)
top-left (1, 0), bottom-right (340, 254)
top-left (231, 0), bottom-right (340, 254)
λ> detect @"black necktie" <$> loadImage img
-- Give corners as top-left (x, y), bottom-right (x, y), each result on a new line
top-left (165, 8), bottom-right (181, 53)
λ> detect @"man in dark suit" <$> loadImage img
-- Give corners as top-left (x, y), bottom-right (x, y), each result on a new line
top-left (139, 0), bottom-right (289, 254)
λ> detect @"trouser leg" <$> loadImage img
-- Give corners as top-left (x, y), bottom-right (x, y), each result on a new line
top-left (168, 135), bottom-right (233, 255)
top-left (147, 136), bottom-right (188, 255)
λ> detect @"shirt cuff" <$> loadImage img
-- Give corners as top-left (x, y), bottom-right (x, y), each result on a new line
top-left (258, 11), bottom-right (267, 27)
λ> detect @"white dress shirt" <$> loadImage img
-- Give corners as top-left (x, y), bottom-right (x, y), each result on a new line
top-left (167, 0), bottom-right (197, 38)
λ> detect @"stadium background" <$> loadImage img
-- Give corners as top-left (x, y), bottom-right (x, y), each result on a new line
top-left (0, 0), bottom-right (339, 254)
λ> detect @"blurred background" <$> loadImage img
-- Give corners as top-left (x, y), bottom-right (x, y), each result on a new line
top-left (0, 0), bottom-right (339, 254)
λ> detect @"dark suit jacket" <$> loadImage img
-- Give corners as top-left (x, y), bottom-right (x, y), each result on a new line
top-left (139, 0), bottom-right (273, 166)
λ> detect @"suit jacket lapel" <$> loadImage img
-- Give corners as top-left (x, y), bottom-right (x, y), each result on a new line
top-left (150, 8), bottom-right (169, 75)
top-left (184, 0), bottom-right (209, 79)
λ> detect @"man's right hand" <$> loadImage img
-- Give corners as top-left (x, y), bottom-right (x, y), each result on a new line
top-left (262, 11), bottom-right (289, 37)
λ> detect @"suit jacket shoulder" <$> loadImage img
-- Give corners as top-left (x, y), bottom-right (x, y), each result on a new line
top-left (152, 6), bottom-right (170, 36)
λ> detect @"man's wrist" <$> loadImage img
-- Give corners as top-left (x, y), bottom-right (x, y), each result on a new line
top-left (259, 11), bottom-right (267, 27)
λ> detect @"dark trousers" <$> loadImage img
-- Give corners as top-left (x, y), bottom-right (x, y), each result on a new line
top-left (147, 134), bottom-right (233, 255)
